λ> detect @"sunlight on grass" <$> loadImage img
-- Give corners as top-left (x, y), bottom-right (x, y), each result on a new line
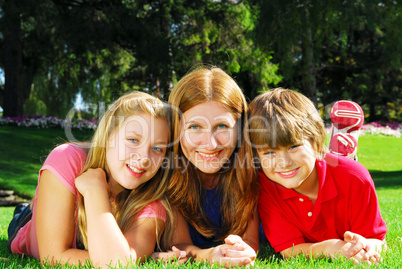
top-left (358, 135), bottom-right (402, 171)
top-left (0, 126), bottom-right (93, 197)
top-left (0, 127), bottom-right (401, 268)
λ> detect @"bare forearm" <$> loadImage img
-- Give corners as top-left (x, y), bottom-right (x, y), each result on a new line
top-left (84, 192), bottom-right (135, 267)
top-left (41, 248), bottom-right (90, 266)
top-left (281, 239), bottom-right (348, 259)
top-left (174, 243), bottom-right (214, 262)
top-left (281, 238), bottom-right (386, 260)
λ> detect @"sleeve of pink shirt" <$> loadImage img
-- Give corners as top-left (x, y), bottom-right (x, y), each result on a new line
top-left (39, 143), bottom-right (87, 195)
top-left (136, 200), bottom-right (166, 222)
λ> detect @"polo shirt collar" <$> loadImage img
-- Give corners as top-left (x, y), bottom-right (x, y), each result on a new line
top-left (275, 158), bottom-right (337, 203)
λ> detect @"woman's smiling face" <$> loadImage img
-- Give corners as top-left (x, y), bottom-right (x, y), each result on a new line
top-left (179, 101), bottom-right (238, 174)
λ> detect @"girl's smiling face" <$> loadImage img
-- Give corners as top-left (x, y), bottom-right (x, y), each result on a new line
top-left (179, 101), bottom-right (238, 175)
top-left (105, 113), bottom-right (169, 196)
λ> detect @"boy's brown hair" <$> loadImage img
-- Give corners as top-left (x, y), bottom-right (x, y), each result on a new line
top-left (247, 88), bottom-right (327, 160)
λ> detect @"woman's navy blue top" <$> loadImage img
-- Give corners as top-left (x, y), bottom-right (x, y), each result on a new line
top-left (188, 188), bottom-right (224, 248)
top-left (187, 188), bottom-right (268, 249)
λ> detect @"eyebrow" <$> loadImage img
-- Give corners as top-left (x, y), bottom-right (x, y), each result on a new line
top-left (185, 118), bottom-right (235, 125)
top-left (125, 130), bottom-right (142, 137)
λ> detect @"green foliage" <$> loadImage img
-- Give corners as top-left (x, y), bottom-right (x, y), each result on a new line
top-left (254, 0), bottom-right (402, 119)
top-left (1, 0), bottom-right (400, 121)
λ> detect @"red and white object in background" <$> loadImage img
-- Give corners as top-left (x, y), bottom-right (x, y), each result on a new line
top-left (329, 100), bottom-right (364, 160)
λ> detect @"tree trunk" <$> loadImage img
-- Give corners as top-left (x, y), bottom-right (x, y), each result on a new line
top-left (300, 4), bottom-right (317, 105)
top-left (3, 0), bottom-right (24, 117)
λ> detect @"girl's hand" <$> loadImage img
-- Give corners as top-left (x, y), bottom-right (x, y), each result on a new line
top-left (75, 168), bottom-right (109, 197)
top-left (210, 235), bottom-right (256, 268)
top-left (151, 246), bottom-right (187, 264)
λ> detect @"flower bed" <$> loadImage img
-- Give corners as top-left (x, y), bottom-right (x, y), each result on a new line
top-left (323, 122), bottom-right (401, 138)
top-left (0, 115), bottom-right (98, 130)
top-left (360, 122), bottom-right (402, 137)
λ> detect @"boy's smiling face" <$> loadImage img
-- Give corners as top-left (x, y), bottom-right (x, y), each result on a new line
top-left (257, 140), bottom-right (318, 196)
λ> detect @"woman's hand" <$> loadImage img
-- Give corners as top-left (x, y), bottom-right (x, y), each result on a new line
top-left (151, 246), bottom-right (188, 264)
top-left (210, 235), bottom-right (256, 268)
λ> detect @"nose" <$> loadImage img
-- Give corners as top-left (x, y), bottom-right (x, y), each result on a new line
top-left (139, 155), bottom-right (150, 167)
top-left (202, 131), bottom-right (218, 150)
top-left (277, 151), bottom-right (293, 168)
top-left (132, 145), bottom-right (151, 168)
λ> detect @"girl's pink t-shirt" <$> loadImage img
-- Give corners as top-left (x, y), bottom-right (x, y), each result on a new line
top-left (10, 143), bottom-right (166, 258)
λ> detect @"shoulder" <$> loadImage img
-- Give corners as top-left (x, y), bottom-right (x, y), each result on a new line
top-left (44, 144), bottom-right (87, 167)
top-left (40, 144), bottom-right (87, 193)
top-left (137, 200), bottom-right (167, 222)
top-left (48, 143), bottom-right (86, 158)
top-left (324, 153), bottom-right (373, 187)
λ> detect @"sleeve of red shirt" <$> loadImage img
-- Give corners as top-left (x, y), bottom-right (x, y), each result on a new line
top-left (258, 172), bottom-right (306, 253)
top-left (346, 165), bottom-right (387, 240)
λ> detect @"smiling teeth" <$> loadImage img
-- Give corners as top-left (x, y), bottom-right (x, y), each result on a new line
top-left (199, 152), bottom-right (219, 158)
top-left (128, 164), bottom-right (145, 173)
top-left (280, 169), bottom-right (297, 175)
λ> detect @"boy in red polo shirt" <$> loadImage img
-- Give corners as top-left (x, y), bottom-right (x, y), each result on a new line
top-left (248, 88), bottom-right (387, 265)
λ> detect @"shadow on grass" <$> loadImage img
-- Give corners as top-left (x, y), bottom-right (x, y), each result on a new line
top-left (370, 170), bottom-right (402, 188)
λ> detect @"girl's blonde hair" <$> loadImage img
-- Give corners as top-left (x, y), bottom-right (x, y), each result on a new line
top-left (248, 88), bottom-right (327, 160)
top-left (167, 67), bottom-right (259, 240)
top-left (77, 91), bottom-right (173, 251)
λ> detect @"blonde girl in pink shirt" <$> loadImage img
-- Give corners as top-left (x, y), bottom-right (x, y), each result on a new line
top-left (8, 91), bottom-right (185, 267)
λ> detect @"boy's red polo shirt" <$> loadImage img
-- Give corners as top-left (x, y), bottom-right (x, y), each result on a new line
top-left (258, 153), bottom-right (387, 253)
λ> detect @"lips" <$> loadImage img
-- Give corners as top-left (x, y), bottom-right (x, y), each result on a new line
top-left (127, 164), bottom-right (146, 177)
top-left (197, 150), bottom-right (221, 161)
top-left (277, 168), bottom-right (299, 178)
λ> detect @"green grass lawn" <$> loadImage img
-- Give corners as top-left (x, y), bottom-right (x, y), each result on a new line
top-left (0, 126), bottom-right (93, 198)
top-left (0, 126), bottom-right (401, 268)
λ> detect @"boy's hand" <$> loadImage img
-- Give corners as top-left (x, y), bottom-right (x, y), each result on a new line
top-left (343, 231), bottom-right (381, 265)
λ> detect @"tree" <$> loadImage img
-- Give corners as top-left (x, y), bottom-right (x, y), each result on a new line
top-left (167, 0), bottom-right (282, 100)
top-left (254, 0), bottom-right (331, 104)
top-left (317, 0), bottom-right (402, 121)
top-left (1, 0), bottom-right (282, 117)
top-left (254, 0), bottom-right (402, 122)
top-left (2, 0), bottom-right (23, 117)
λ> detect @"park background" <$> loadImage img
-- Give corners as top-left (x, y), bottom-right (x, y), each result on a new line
top-left (0, 0), bottom-right (401, 268)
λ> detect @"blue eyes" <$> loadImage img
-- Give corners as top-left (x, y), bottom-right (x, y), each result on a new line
top-left (129, 138), bottom-right (139, 143)
top-left (289, 145), bottom-right (301, 151)
top-left (263, 145), bottom-right (301, 156)
top-left (128, 139), bottom-right (164, 153)
top-left (217, 124), bottom-right (228, 129)
top-left (152, 146), bottom-right (163, 152)
top-left (188, 124), bottom-right (228, 130)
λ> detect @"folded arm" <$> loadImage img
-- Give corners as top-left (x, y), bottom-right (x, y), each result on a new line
top-left (280, 231), bottom-right (386, 265)
top-left (171, 209), bottom-right (258, 268)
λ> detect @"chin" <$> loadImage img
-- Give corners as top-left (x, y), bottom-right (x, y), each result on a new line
top-left (194, 165), bottom-right (220, 174)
